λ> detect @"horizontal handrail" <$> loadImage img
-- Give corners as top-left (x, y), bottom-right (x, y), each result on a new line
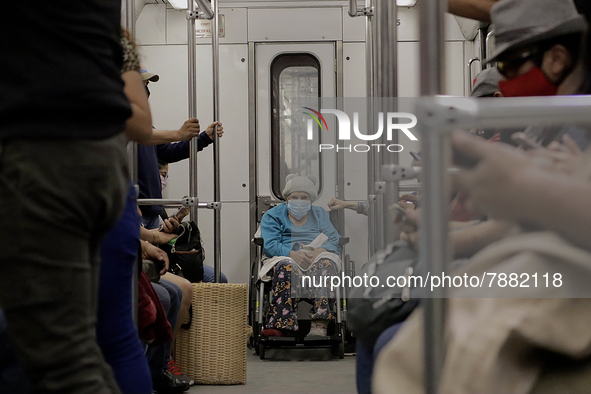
top-left (418, 95), bottom-right (591, 131)
top-left (137, 198), bottom-right (220, 209)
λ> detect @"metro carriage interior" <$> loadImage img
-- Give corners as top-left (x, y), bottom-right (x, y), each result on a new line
top-left (3, 0), bottom-right (591, 393)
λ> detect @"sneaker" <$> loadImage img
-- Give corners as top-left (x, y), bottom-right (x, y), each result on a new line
top-left (306, 320), bottom-right (329, 339)
top-left (167, 358), bottom-right (195, 386)
top-left (153, 369), bottom-right (189, 394)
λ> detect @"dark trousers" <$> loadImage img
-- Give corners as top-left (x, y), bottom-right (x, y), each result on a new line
top-left (355, 323), bottom-right (402, 394)
top-left (0, 134), bottom-right (128, 394)
top-left (97, 185), bottom-right (152, 394)
top-left (147, 279), bottom-right (182, 377)
top-left (0, 308), bottom-right (30, 394)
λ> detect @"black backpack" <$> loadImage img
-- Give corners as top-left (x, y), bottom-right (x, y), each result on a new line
top-left (160, 221), bottom-right (204, 283)
top-left (347, 241), bottom-right (424, 349)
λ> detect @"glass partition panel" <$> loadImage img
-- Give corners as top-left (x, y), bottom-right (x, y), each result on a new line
top-left (271, 54), bottom-right (322, 200)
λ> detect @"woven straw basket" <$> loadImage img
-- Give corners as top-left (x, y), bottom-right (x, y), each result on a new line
top-left (175, 283), bottom-right (248, 385)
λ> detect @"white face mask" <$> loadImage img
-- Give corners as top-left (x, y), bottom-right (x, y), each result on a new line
top-left (288, 199), bottom-right (311, 220)
top-left (160, 173), bottom-right (168, 191)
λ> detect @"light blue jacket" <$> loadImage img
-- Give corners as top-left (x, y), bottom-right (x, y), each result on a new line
top-left (260, 203), bottom-right (342, 258)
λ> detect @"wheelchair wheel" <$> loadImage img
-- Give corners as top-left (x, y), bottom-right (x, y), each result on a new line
top-left (259, 343), bottom-right (266, 360)
top-left (338, 340), bottom-right (345, 359)
top-left (333, 324), bottom-right (345, 359)
top-left (252, 336), bottom-right (258, 353)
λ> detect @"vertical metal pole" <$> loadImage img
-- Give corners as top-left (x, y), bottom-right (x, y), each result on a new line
top-left (375, 0), bottom-right (398, 246)
top-left (127, 144), bottom-right (139, 187)
top-left (211, 0), bottom-right (222, 283)
top-left (125, 0), bottom-right (138, 187)
top-left (478, 28), bottom-right (487, 70)
top-left (188, 1), bottom-right (199, 224)
top-left (372, 0), bottom-right (384, 252)
top-left (420, 0), bottom-right (449, 393)
top-left (336, 41), bottom-right (344, 200)
top-left (248, 41), bottom-right (259, 295)
top-left (124, 0), bottom-right (134, 33)
top-left (123, 0), bottom-right (139, 329)
top-left (335, 41), bottom-right (347, 318)
top-left (365, 0), bottom-right (377, 257)
top-left (336, 41), bottom-right (345, 230)
top-left (371, 0), bottom-right (385, 252)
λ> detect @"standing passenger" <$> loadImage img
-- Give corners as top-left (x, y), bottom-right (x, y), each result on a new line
top-left (0, 2), bottom-right (130, 394)
top-left (96, 29), bottom-right (155, 394)
top-left (136, 67), bottom-right (223, 229)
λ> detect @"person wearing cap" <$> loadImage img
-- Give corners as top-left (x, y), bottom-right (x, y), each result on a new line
top-left (451, 0), bottom-right (591, 236)
top-left (259, 175), bottom-right (342, 338)
top-left (487, 0), bottom-right (587, 97)
top-left (469, 67), bottom-right (524, 143)
top-left (141, 65), bottom-right (160, 85)
top-left (373, 1), bottom-right (591, 392)
top-left (136, 66), bottom-right (224, 230)
top-left (133, 66), bottom-right (224, 392)
top-left (470, 67), bottom-right (502, 98)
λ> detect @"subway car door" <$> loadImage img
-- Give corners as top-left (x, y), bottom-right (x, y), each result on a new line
top-left (255, 42), bottom-right (337, 222)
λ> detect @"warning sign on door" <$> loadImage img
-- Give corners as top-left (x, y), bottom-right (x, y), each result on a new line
top-left (195, 15), bottom-right (225, 38)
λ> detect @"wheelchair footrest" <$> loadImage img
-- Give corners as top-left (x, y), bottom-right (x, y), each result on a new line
top-left (262, 336), bottom-right (296, 342)
top-left (303, 334), bottom-right (341, 344)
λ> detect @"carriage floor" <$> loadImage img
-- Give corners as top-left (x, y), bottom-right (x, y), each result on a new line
top-left (186, 347), bottom-right (357, 393)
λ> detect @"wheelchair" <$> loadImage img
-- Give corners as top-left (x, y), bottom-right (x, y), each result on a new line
top-left (249, 210), bottom-right (354, 360)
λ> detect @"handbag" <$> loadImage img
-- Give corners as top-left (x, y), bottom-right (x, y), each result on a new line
top-left (348, 240), bottom-right (425, 349)
top-left (142, 259), bottom-right (163, 283)
top-left (160, 221), bottom-right (205, 283)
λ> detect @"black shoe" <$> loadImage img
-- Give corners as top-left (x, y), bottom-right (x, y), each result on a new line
top-left (153, 369), bottom-right (190, 394)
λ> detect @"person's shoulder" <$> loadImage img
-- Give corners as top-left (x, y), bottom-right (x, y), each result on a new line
top-left (263, 202), bottom-right (287, 218)
top-left (311, 205), bottom-right (329, 217)
top-left (311, 205), bottom-right (327, 213)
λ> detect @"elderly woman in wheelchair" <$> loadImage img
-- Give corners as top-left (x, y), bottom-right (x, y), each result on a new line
top-left (259, 175), bottom-right (342, 339)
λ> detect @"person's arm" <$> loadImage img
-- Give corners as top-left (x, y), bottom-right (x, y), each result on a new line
top-left (121, 70), bottom-right (153, 143)
top-left (144, 120), bottom-right (223, 147)
top-left (139, 226), bottom-right (177, 245)
top-left (141, 240), bottom-right (169, 275)
top-left (500, 172), bottom-right (591, 251)
top-left (156, 124), bottom-right (224, 163)
top-left (450, 219), bottom-right (514, 258)
top-left (448, 0), bottom-right (497, 21)
top-left (260, 209), bottom-right (292, 257)
top-left (317, 208), bottom-right (342, 255)
top-left (453, 130), bottom-right (591, 252)
top-left (449, 220), bottom-right (481, 230)
top-left (327, 198), bottom-right (368, 215)
top-left (142, 118), bottom-right (201, 146)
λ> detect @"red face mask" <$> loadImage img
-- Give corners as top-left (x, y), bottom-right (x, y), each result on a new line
top-left (498, 66), bottom-right (558, 97)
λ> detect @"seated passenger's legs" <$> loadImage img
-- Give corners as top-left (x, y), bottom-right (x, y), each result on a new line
top-left (148, 279), bottom-right (181, 376)
top-left (265, 258), bottom-right (339, 334)
top-left (306, 258), bottom-right (338, 321)
top-left (147, 280), bottom-right (189, 393)
top-left (266, 260), bottom-right (299, 331)
top-left (160, 273), bottom-right (192, 338)
top-left (202, 265), bottom-right (228, 283)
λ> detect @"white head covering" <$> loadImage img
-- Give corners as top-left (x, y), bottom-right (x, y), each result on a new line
top-left (282, 175), bottom-right (319, 202)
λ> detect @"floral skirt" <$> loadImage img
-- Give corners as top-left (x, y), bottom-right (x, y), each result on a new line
top-left (265, 258), bottom-right (339, 331)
